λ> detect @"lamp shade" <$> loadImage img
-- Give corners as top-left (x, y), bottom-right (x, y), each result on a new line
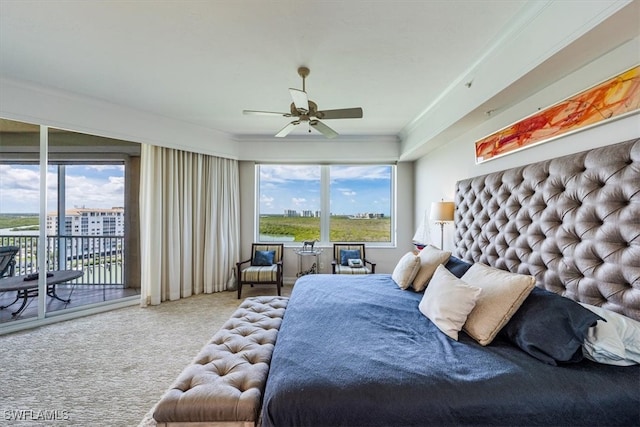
top-left (430, 201), bottom-right (454, 222)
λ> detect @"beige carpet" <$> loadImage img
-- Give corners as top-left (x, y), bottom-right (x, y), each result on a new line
top-left (0, 285), bottom-right (292, 427)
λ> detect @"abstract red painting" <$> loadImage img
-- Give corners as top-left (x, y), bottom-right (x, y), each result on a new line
top-left (475, 65), bottom-right (640, 163)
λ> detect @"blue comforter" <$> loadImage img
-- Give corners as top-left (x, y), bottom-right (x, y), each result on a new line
top-left (262, 274), bottom-right (639, 426)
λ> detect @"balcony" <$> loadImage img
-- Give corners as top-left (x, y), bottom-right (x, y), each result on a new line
top-left (0, 235), bottom-right (138, 323)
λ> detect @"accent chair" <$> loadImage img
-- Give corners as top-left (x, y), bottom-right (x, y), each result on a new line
top-left (236, 243), bottom-right (284, 299)
top-left (331, 243), bottom-right (376, 274)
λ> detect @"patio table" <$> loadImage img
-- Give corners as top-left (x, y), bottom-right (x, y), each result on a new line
top-left (0, 270), bottom-right (83, 317)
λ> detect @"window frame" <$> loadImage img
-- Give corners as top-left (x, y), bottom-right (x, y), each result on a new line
top-left (255, 163), bottom-right (396, 247)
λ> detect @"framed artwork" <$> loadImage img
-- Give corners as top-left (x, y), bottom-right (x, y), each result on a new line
top-left (475, 65), bottom-right (640, 163)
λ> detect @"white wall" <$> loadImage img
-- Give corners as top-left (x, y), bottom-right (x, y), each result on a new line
top-left (239, 160), bottom-right (415, 281)
top-left (237, 136), bottom-right (400, 163)
top-left (0, 77), bottom-right (238, 159)
top-left (414, 40), bottom-right (640, 253)
top-left (400, 0), bottom-right (632, 160)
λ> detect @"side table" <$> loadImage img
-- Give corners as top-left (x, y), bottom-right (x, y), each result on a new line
top-left (0, 269), bottom-right (83, 317)
top-left (295, 249), bottom-right (322, 277)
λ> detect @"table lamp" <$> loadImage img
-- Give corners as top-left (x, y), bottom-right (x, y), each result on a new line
top-left (430, 201), bottom-right (454, 250)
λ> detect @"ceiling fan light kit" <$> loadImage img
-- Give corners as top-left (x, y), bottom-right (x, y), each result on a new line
top-left (243, 66), bottom-right (363, 139)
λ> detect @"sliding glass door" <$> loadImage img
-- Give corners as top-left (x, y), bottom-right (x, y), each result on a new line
top-left (0, 119), bottom-right (42, 322)
top-left (0, 119), bottom-right (141, 327)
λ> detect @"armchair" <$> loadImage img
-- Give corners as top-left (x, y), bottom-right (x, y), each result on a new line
top-left (236, 243), bottom-right (284, 299)
top-left (331, 243), bottom-right (376, 274)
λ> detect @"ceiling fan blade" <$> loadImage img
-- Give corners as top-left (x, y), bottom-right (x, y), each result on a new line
top-left (289, 88), bottom-right (309, 112)
top-left (275, 120), bottom-right (300, 138)
top-left (243, 109), bottom-right (291, 117)
top-left (316, 107), bottom-right (363, 120)
top-left (310, 120), bottom-right (338, 139)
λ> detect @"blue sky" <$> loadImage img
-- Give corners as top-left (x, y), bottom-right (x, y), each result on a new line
top-left (259, 165), bottom-right (392, 216)
top-left (1, 163), bottom-right (391, 216)
top-left (0, 164), bottom-right (124, 213)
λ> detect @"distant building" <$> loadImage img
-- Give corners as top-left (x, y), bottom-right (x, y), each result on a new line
top-left (47, 207), bottom-right (125, 236)
top-left (349, 212), bottom-right (385, 219)
top-left (283, 209), bottom-right (322, 217)
top-left (45, 208), bottom-right (125, 260)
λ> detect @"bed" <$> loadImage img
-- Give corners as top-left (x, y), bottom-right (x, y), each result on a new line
top-left (261, 138), bottom-right (640, 426)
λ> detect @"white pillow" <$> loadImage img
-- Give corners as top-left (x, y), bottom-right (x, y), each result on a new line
top-left (348, 258), bottom-right (363, 268)
top-left (391, 252), bottom-right (421, 290)
top-left (418, 264), bottom-right (482, 341)
top-left (461, 263), bottom-right (535, 346)
top-left (412, 245), bottom-right (451, 292)
top-left (579, 303), bottom-right (640, 366)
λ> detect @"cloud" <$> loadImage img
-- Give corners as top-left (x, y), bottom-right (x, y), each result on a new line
top-left (331, 165), bottom-right (391, 180)
top-left (0, 165), bottom-right (124, 212)
top-left (339, 188), bottom-right (357, 196)
top-left (260, 165), bottom-right (321, 183)
top-left (0, 165), bottom-right (41, 211)
top-left (0, 165), bottom-right (39, 190)
top-left (63, 173), bottom-right (124, 208)
top-left (86, 165), bottom-right (125, 172)
top-left (260, 194), bottom-right (274, 208)
top-left (292, 197), bottom-right (306, 206)
top-left (261, 165), bottom-right (390, 183)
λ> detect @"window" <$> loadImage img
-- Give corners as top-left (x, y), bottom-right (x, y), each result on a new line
top-left (258, 165), bottom-right (321, 242)
top-left (329, 165), bottom-right (392, 242)
top-left (257, 164), bottom-right (394, 244)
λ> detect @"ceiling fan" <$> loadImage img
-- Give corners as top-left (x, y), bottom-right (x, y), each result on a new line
top-left (242, 66), bottom-right (363, 139)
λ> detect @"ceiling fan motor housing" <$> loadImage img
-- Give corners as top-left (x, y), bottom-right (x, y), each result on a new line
top-left (290, 100), bottom-right (318, 119)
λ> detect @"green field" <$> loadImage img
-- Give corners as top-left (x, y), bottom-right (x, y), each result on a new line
top-left (0, 214), bottom-right (39, 230)
top-left (259, 215), bottom-right (391, 242)
top-left (1, 213), bottom-right (391, 241)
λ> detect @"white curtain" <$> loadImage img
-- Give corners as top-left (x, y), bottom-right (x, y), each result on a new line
top-left (139, 144), bottom-right (240, 306)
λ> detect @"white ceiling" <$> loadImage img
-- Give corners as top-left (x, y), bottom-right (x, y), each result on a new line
top-left (0, 1), bottom-right (638, 157)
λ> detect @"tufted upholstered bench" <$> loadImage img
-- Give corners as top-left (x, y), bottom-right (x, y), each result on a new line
top-left (153, 296), bottom-right (289, 427)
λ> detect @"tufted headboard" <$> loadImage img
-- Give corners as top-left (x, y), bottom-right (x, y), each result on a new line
top-left (454, 138), bottom-right (639, 321)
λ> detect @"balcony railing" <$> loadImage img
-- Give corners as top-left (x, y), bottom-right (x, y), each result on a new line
top-left (0, 235), bottom-right (125, 287)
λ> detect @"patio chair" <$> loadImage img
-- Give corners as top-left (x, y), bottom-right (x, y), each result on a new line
top-left (331, 243), bottom-right (376, 274)
top-left (0, 246), bottom-right (19, 279)
top-left (236, 243), bottom-right (284, 299)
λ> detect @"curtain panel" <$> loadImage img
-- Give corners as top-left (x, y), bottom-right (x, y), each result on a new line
top-left (139, 145), bottom-right (240, 306)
